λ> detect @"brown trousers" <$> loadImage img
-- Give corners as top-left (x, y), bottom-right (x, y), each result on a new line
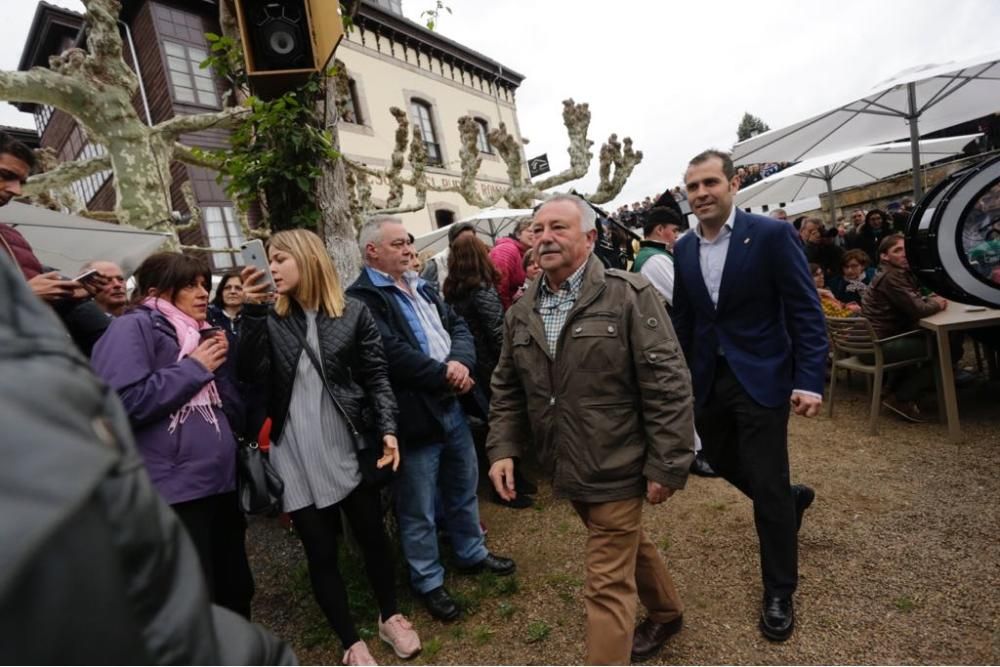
top-left (572, 496), bottom-right (684, 665)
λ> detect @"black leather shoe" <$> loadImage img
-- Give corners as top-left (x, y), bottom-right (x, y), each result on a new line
top-left (490, 489), bottom-right (534, 509)
top-left (630, 616), bottom-right (683, 662)
top-left (689, 454), bottom-right (719, 478)
top-left (516, 475), bottom-right (538, 495)
top-left (759, 595), bottom-right (794, 641)
top-left (421, 586), bottom-right (459, 621)
top-left (457, 552), bottom-right (516, 576)
top-left (793, 484), bottom-right (815, 532)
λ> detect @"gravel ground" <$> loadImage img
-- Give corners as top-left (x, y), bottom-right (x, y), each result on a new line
top-left (247, 374), bottom-right (1000, 665)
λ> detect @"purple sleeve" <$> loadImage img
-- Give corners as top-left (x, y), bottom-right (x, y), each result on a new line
top-left (92, 315), bottom-right (215, 428)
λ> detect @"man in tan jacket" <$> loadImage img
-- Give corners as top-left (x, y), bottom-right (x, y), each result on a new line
top-left (486, 194), bottom-right (695, 665)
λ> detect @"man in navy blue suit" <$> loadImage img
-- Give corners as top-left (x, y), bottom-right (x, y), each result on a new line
top-left (671, 150), bottom-right (828, 642)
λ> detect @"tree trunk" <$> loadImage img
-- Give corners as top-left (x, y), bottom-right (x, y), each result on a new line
top-left (318, 81), bottom-right (363, 284)
top-left (105, 132), bottom-right (174, 231)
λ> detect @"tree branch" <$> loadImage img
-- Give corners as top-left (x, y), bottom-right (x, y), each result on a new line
top-left (490, 122), bottom-right (528, 193)
top-left (384, 107), bottom-right (409, 207)
top-left (586, 134), bottom-right (643, 204)
top-left (22, 154), bottom-right (112, 196)
top-left (172, 142), bottom-right (225, 170)
top-left (532, 99), bottom-right (593, 191)
top-left (153, 106), bottom-right (251, 141)
top-left (78, 0), bottom-right (133, 88)
top-left (0, 69), bottom-right (95, 123)
top-left (454, 116), bottom-right (494, 208)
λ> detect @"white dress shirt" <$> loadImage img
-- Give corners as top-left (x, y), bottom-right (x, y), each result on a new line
top-left (691, 205), bottom-right (735, 307)
top-left (639, 253), bottom-right (675, 305)
top-left (691, 205), bottom-right (820, 401)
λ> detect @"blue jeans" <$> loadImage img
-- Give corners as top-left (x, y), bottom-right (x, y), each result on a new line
top-left (395, 400), bottom-right (488, 593)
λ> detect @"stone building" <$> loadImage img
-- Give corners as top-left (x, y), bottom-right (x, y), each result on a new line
top-left (14, 0), bottom-right (527, 271)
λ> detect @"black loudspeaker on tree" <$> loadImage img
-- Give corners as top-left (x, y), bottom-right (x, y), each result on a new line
top-left (245, 0), bottom-right (315, 71)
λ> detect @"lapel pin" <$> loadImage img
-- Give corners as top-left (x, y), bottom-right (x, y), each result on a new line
top-left (744, 237), bottom-right (751, 245)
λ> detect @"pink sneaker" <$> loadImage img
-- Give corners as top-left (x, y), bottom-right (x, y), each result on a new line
top-left (342, 640), bottom-right (377, 666)
top-left (378, 613), bottom-right (422, 659)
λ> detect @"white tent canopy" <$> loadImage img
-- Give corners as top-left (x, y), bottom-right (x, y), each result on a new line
top-left (411, 207), bottom-right (534, 256)
top-left (732, 50), bottom-right (1000, 198)
top-left (1, 201), bottom-right (172, 276)
top-left (735, 135), bottom-right (979, 220)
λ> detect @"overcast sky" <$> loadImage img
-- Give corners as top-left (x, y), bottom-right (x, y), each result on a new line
top-left (2, 0), bottom-right (998, 209)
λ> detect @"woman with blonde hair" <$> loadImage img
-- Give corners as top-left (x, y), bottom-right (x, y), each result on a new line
top-left (239, 229), bottom-right (420, 665)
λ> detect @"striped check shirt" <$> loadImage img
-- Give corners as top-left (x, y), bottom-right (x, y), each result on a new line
top-left (536, 260), bottom-right (588, 356)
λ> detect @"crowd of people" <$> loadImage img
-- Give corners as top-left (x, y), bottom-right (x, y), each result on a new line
top-left (3, 118), bottom-right (999, 666)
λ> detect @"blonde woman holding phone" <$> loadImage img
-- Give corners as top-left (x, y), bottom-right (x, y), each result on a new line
top-left (239, 229), bottom-right (420, 665)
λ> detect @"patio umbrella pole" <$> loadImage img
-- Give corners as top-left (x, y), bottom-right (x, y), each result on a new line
top-left (907, 82), bottom-right (923, 200)
top-left (824, 168), bottom-right (837, 227)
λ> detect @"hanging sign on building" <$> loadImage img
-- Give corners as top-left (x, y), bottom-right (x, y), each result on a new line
top-left (528, 154), bottom-right (550, 178)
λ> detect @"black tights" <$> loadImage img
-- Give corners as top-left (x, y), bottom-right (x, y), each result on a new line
top-left (172, 491), bottom-right (254, 619)
top-left (290, 484), bottom-right (397, 649)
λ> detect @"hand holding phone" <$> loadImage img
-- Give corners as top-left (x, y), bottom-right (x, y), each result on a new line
top-left (240, 240), bottom-right (277, 296)
top-left (189, 335), bottom-right (227, 372)
top-left (72, 269), bottom-right (101, 284)
top-left (199, 326), bottom-right (224, 339)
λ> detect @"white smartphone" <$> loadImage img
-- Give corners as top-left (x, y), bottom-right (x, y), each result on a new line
top-left (71, 269), bottom-right (100, 284)
top-left (240, 239), bottom-right (277, 293)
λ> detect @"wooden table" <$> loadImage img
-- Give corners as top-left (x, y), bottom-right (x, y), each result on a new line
top-left (919, 302), bottom-right (1000, 442)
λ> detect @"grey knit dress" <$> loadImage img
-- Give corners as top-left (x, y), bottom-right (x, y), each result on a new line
top-left (272, 310), bottom-right (361, 512)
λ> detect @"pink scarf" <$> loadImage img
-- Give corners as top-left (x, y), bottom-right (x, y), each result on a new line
top-left (142, 297), bottom-right (222, 435)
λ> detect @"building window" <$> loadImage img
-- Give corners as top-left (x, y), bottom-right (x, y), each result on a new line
top-left (34, 105), bottom-right (53, 135)
top-left (409, 99), bottom-right (442, 166)
top-left (164, 40), bottom-right (219, 108)
top-left (69, 142), bottom-right (112, 206)
top-left (474, 118), bottom-right (492, 154)
top-left (203, 205), bottom-right (244, 269)
top-left (434, 209), bottom-right (456, 229)
top-left (343, 78), bottom-right (363, 124)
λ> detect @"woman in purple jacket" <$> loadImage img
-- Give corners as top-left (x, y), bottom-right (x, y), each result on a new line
top-left (92, 252), bottom-right (253, 619)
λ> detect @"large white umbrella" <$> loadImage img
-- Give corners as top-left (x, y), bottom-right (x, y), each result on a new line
top-left (1, 201), bottom-right (171, 275)
top-left (411, 207), bottom-right (534, 256)
top-left (732, 51), bottom-right (1000, 198)
top-left (735, 134), bottom-right (980, 223)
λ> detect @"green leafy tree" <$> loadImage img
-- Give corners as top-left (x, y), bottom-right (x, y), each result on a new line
top-left (737, 112), bottom-right (771, 142)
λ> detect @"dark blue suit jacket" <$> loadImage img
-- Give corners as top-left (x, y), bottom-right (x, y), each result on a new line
top-left (671, 209), bottom-right (828, 409)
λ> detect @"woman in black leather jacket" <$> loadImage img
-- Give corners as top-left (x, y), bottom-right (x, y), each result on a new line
top-left (442, 234), bottom-right (504, 397)
top-left (239, 229), bottom-right (422, 665)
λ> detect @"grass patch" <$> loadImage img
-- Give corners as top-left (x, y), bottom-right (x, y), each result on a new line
top-left (301, 619), bottom-right (334, 649)
top-left (422, 636), bottom-right (443, 660)
top-left (660, 537), bottom-right (670, 551)
top-left (493, 575), bottom-right (519, 596)
top-left (472, 625), bottom-right (495, 645)
top-left (545, 573), bottom-right (584, 589)
top-left (525, 620), bottom-right (551, 644)
top-left (497, 601), bottom-right (517, 619)
top-left (894, 596), bottom-right (916, 612)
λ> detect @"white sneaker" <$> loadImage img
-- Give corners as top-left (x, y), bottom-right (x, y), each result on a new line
top-left (378, 613), bottom-right (422, 659)
top-left (343, 640), bottom-right (378, 666)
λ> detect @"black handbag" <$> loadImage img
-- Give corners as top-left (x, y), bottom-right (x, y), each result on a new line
top-left (235, 437), bottom-right (284, 515)
top-left (289, 319), bottom-right (395, 489)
